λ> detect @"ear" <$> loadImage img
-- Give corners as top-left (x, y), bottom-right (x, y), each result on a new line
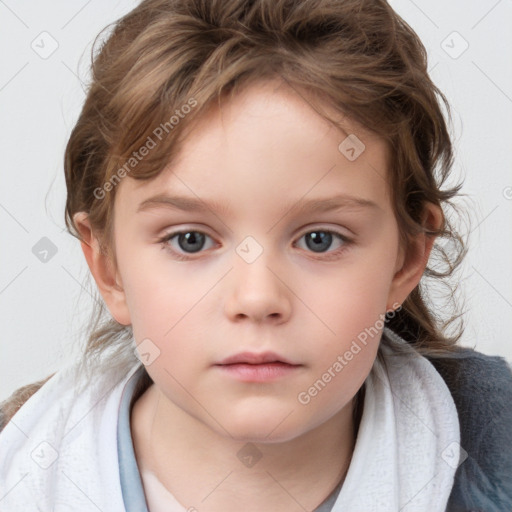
top-left (73, 212), bottom-right (132, 326)
top-left (386, 202), bottom-right (443, 311)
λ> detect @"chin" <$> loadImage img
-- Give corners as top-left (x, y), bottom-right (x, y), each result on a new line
top-left (218, 411), bottom-right (306, 444)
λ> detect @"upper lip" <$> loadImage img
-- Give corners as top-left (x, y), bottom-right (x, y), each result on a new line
top-left (216, 351), bottom-right (300, 366)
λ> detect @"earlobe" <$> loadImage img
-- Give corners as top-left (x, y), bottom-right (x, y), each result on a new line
top-left (73, 212), bottom-right (132, 326)
top-left (387, 203), bottom-right (443, 310)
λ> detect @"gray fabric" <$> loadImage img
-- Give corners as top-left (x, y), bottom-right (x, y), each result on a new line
top-left (426, 349), bottom-right (512, 512)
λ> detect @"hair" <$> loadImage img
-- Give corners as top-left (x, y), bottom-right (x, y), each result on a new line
top-left (1, 0), bottom-right (470, 427)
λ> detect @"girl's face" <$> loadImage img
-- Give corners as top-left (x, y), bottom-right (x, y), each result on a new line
top-left (104, 79), bottom-right (422, 442)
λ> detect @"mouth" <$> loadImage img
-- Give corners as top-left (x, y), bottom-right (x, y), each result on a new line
top-left (214, 351), bottom-right (302, 382)
top-left (215, 351), bottom-right (300, 366)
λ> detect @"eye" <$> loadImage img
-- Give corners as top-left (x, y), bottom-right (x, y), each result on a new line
top-left (158, 230), bottom-right (215, 260)
top-left (294, 229), bottom-right (351, 259)
top-left (158, 228), bottom-right (352, 261)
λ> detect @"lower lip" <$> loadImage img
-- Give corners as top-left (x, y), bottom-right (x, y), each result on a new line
top-left (215, 362), bottom-right (301, 382)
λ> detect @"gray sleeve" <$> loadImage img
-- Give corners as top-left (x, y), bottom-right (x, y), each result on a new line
top-left (429, 350), bottom-right (512, 512)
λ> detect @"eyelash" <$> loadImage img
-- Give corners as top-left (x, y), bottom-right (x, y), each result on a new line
top-left (158, 228), bottom-right (353, 262)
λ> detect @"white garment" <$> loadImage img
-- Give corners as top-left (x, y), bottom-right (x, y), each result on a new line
top-left (332, 328), bottom-right (461, 511)
top-left (0, 328), bottom-right (460, 511)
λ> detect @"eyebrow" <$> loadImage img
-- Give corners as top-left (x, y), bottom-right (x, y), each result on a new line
top-left (136, 193), bottom-right (381, 217)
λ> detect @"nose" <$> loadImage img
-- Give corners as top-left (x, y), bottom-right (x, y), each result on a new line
top-left (223, 247), bottom-right (292, 324)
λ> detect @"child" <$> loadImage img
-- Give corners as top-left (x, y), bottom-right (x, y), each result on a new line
top-left (1, 0), bottom-right (511, 510)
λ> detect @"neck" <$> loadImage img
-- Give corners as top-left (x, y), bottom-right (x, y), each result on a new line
top-left (131, 383), bottom-right (358, 512)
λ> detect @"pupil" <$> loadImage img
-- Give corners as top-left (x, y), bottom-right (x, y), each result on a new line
top-left (179, 232), bottom-right (205, 253)
top-left (306, 231), bottom-right (332, 252)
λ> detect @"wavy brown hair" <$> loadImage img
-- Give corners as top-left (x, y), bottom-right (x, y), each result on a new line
top-left (1, 0), bottom-right (469, 423)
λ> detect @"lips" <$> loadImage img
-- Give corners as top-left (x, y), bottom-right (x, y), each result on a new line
top-left (214, 351), bottom-right (302, 382)
top-left (215, 351), bottom-right (300, 366)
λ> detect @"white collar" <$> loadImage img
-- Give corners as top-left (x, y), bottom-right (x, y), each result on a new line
top-left (331, 327), bottom-right (460, 510)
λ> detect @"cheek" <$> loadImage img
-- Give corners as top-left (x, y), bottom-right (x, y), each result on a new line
top-left (303, 284), bottom-right (384, 392)
top-left (119, 250), bottom-right (204, 336)
top-left (298, 348), bottom-right (376, 419)
top-left (301, 260), bottom-right (395, 346)
top-left (122, 265), bottom-right (216, 369)
top-left (296, 237), bottom-right (398, 382)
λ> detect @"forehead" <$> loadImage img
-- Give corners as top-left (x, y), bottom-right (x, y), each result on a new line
top-left (115, 79), bottom-right (391, 219)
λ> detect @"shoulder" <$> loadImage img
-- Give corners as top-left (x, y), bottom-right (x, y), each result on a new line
top-left (427, 346), bottom-right (512, 390)
top-left (0, 374), bottom-right (56, 433)
top-left (427, 348), bottom-right (512, 432)
top-left (0, 363), bottom-right (140, 510)
top-left (426, 347), bottom-right (512, 511)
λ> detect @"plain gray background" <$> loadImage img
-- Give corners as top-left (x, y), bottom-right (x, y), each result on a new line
top-left (1, 0), bottom-right (511, 401)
